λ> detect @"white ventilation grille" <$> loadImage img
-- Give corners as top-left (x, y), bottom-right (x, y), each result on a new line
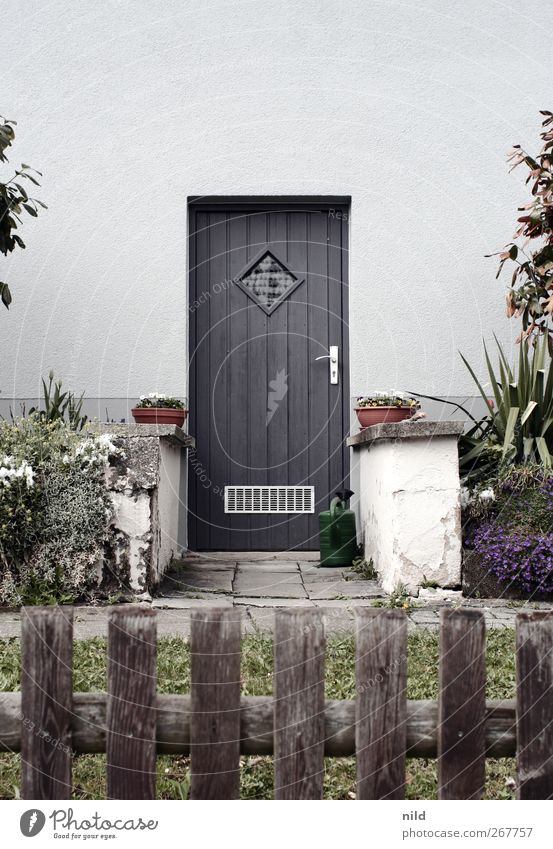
top-left (224, 486), bottom-right (315, 514)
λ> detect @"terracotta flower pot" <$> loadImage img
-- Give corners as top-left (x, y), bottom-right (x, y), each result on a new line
top-left (355, 406), bottom-right (415, 428)
top-left (132, 407), bottom-right (187, 428)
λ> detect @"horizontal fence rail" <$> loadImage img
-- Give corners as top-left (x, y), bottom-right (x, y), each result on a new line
top-left (0, 606), bottom-right (551, 800)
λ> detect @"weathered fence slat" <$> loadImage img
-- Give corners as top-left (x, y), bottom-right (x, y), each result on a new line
top-left (190, 608), bottom-right (241, 799)
top-left (438, 609), bottom-right (486, 800)
top-left (107, 606), bottom-right (157, 800)
top-left (516, 611), bottom-right (553, 800)
top-left (274, 609), bottom-right (325, 800)
top-left (10, 604), bottom-right (553, 801)
top-left (21, 606), bottom-right (74, 799)
top-left (355, 609), bottom-right (407, 799)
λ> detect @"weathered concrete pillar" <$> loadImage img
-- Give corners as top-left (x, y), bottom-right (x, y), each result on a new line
top-left (347, 421), bottom-right (463, 595)
top-left (87, 423), bottom-right (194, 596)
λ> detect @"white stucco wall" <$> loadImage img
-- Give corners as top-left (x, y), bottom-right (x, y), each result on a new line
top-left (356, 431), bottom-right (462, 593)
top-left (103, 425), bottom-right (189, 591)
top-left (1, 0), bottom-right (550, 404)
top-left (153, 439), bottom-right (185, 577)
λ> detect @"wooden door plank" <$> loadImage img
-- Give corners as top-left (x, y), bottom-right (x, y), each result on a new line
top-left (246, 211), bottom-right (270, 548)
top-left (438, 609), bottom-right (486, 799)
top-left (274, 609), bottom-right (325, 799)
top-left (208, 210), bottom-right (231, 549)
top-left (286, 209), bottom-right (311, 548)
top-left (21, 607), bottom-right (73, 799)
top-left (227, 211), bottom-right (252, 546)
top-left (189, 208), bottom-right (212, 549)
top-left (338, 210), bottom-right (350, 491)
top-left (267, 210), bottom-right (290, 551)
top-left (516, 611), bottom-right (553, 799)
top-left (307, 211), bottom-right (331, 524)
top-left (327, 210), bottom-right (349, 498)
top-left (107, 606), bottom-right (157, 799)
top-left (355, 609), bottom-right (407, 799)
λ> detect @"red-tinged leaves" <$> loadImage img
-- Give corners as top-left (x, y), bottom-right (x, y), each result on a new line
top-left (495, 111), bottom-right (553, 339)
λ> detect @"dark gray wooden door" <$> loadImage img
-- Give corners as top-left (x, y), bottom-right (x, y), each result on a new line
top-left (188, 199), bottom-right (350, 550)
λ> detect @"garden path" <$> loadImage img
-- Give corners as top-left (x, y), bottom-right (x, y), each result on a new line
top-left (0, 553), bottom-right (550, 638)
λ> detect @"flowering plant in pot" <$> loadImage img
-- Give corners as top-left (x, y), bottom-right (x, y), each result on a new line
top-left (354, 392), bottom-right (420, 428)
top-left (132, 394), bottom-right (187, 427)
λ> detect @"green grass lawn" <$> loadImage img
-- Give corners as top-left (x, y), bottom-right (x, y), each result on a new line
top-left (0, 629), bottom-right (517, 800)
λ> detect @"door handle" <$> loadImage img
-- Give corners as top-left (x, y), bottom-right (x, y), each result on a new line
top-left (315, 345), bottom-right (339, 385)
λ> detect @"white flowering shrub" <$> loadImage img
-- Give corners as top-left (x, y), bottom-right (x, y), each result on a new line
top-left (0, 417), bottom-right (121, 605)
top-left (0, 457), bottom-right (35, 488)
top-left (135, 393), bottom-right (185, 410)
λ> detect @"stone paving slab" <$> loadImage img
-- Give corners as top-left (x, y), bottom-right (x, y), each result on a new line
top-left (300, 564), bottom-right (350, 577)
top-left (234, 597), bottom-right (316, 607)
top-left (0, 613), bottom-right (21, 639)
top-left (408, 609), bottom-right (440, 625)
top-left (311, 598), bottom-right (381, 608)
top-left (162, 572), bottom-right (235, 593)
top-left (306, 579), bottom-right (384, 600)
top-left (302, 572), bottom-right (355, 584)
top-left (234, 583), bottom-right (308, 599)
top-left (236, 561), bottom-right (300, 573)
top-left (152, 596), bottom-right (233, 609)
top-left (1, 554), bottom-right (551, 640)
top-left (244, 605), bottom-right (354, 635)
top-left (314, 609), bottom-right (355, 634)
top-left (187, 551), bottom-right (318, 562)
top-left (0, 601), bottom-right (543, 639)
top-left (233, 571), bottom-right (307, 598)
top-left (170, 559), bottom-right (237, 571)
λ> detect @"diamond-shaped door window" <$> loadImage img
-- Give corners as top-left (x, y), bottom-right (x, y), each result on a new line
top-left (236, 250), bottom-right (304, 314)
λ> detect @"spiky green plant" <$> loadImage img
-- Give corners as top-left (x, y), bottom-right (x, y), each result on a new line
top-left (460, 335), bottom-right (553, 480)
top-left (29, 371), bottom-right (87, 431)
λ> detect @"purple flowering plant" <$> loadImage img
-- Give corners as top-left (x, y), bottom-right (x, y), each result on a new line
top-left (464, 467), bottom-right (553, 594)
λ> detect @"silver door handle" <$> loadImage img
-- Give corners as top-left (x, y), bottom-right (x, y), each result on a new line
top-left (315, 345), bottom-right (339, 384)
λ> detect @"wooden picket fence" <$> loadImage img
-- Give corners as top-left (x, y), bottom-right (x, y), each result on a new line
top-left (0, 605), bottom-right (552, 800)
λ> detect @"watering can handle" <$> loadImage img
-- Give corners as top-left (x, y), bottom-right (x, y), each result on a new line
top-left (330, 496), bottom-right (344, 520)
top-left (329, 496), bottom-right (344, 546)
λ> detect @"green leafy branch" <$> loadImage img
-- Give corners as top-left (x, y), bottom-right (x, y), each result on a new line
top-left (0, 116), bottom-right (47, 309)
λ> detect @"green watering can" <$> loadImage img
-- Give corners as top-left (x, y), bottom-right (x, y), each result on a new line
top-left (319, 489), bottom-right (357, 567)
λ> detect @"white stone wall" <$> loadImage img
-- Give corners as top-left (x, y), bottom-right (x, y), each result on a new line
top-left (2, 1), bottom-right (550, 404)
top-left (151, 439), bottom-right (185, 584)
top-left (94, 425), bottom-right (190, 594)
top-left (355, 428), bottom-right (462, 594)
top-left (108, 489), bottom-right (152, 594)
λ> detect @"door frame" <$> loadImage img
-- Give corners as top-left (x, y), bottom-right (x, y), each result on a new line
top-left (187, 195), bottom-right (352, 550)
